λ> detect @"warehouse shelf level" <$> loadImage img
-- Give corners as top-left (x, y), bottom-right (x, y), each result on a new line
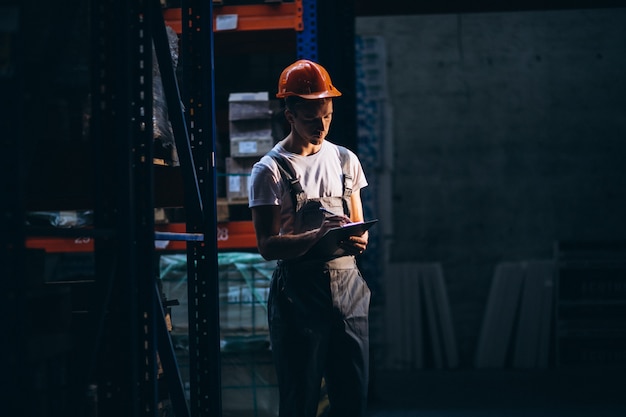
top-left (163, 0), bottom-right (303, 34)
top-left (25, 221), bottom-right (258, 253)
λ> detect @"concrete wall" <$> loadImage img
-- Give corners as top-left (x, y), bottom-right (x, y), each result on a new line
top-left (356, 8), bottom-right (626, 366)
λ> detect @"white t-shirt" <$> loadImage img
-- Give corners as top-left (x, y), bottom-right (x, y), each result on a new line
top-left (248, 140), bottom-right (368, 235)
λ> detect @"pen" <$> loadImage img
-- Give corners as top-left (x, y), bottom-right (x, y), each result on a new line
top-left (319, 207), bottom-right (340, 217)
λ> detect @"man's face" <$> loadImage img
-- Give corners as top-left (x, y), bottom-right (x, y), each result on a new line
top-left (288, 98), bottom-right (333, 146)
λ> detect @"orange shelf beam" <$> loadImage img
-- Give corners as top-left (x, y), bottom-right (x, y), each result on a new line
top-left (25, 235), bottom-right (96, 253)
top-left (25, 221), bottom-right (258, 253)
top-left (155, 221), bottom-right (257, 251)
top-left (163, 1), bottom-right (303, 34)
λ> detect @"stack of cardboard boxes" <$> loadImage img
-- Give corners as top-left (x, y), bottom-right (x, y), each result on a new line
top-left (226, 92), bottom-right (275, 204)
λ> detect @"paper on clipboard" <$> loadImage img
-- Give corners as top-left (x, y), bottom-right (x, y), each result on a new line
top-left (306, 219), bottom-right (378, 258)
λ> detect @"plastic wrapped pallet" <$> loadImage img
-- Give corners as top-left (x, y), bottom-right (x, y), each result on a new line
top-left (160, 252), bottom-right (278, 417)
top-left (218, 252), bottom-right (274, 339)
top-left (159, 252), bottom-right (275, 342)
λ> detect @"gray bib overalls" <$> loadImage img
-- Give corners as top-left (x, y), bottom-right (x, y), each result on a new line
top-left (267, 147), bottom-right (371, 417)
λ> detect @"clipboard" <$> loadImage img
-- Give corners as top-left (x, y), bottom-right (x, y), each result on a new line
top-left (306, 219), bottom-right (379, 258)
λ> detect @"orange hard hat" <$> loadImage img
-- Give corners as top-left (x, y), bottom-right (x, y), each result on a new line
top-left (276, 59), bottom-right (342, 99)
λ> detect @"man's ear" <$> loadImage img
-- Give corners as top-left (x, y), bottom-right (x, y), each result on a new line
top-left (284, 108), bottom-right (295, 124)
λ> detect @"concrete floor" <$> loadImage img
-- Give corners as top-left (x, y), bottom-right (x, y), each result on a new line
top-left (366, 368), bottom-right (626, 417)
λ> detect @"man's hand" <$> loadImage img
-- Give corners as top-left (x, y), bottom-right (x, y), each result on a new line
top-left (319, 208), bottom-right (369, 255)
top-left (316, 212), bottom-right (351, 237)
top-left (339, 231), bottom-right (369, 255)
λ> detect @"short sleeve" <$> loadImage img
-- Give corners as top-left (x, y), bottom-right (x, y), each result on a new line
top-left (248, 158), bottom-right (282, 208)
top-left (348, 148), bottom-right (368, 192)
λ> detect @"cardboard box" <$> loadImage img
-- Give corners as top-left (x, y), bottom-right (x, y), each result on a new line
top-left (230, 135), bottom-right (274, 158)
top-left (228, 92), bottom-right (272, 121)
top-left (229, 118), bottom-right (272, 140)
top-left (229, 119), bottom-right (274, 157)
top-left (226, 157), bottom-right (257, 203)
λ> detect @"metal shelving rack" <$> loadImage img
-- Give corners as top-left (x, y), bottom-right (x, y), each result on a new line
top-left (3, 0), bottom-right (349, 415)
top-left (88, 0), bottom-right (225, 414)
top-left (3, 0), bottom-right (217, 415)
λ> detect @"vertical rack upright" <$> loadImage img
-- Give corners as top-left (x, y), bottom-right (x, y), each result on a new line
top-left (90, 0), bottom-right (159, 415)
top-left (179, 1), bottom-right (222, 416)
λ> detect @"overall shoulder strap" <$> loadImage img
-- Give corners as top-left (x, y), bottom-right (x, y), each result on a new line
top-left (266, 149), bottom-right (307, 211)
top-left (337, 146), bottom-right (353, 217)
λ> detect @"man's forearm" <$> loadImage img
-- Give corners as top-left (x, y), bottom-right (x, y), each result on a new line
top-left (258, 228), bottom-right (320, 260)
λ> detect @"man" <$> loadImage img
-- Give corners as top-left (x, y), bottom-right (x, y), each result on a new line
top-left (248, 59), bottom-right (371, 417)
